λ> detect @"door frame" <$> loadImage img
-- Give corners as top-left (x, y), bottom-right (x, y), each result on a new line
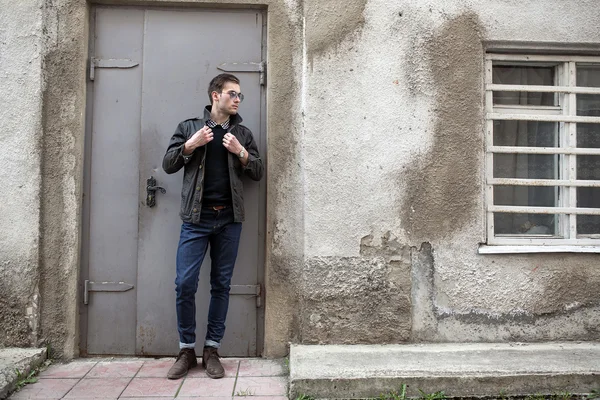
top-left (79, 4), bottom-right (268, 356)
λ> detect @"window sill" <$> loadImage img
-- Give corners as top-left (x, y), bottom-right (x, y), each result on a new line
top-left (478, 245), bottom-right (600, 254)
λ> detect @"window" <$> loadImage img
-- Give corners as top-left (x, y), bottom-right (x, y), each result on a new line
top-left (485, 54), bottom-right (600, 247)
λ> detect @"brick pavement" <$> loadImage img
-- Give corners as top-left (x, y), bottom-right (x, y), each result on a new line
top-left (8, 358), bottom-right (288, 399)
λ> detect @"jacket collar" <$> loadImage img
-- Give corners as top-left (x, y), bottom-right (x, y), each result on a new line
top-left (203, 105), bottom-right (243, 126)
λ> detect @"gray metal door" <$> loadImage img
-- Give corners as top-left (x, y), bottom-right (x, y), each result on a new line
top-left (83, 6), bottom-right (265, 356)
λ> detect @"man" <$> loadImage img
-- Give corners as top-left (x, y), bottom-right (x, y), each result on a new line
top-left (162, 73), bottom-right (263, 380)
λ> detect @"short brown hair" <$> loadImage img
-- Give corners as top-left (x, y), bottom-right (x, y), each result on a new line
top-left (208, 73), bottom-right (240, 105)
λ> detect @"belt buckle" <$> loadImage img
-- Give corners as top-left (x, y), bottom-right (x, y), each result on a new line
top-left (212, 205), bottom-right (226, 211)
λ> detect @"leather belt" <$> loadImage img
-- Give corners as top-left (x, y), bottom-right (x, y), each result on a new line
top-left (206, 205), bottom-right (228, 211)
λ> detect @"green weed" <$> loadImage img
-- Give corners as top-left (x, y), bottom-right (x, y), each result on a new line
top-left (235, 388), bottom-right (255, 396)
top-left (45, 342), bottom-right (55, 360)
top-left (588, 389), bottom-right (600, 399)
top-left (418, 389), bottom-right (446, 400)
top-left (525, 395), bottom-right (547, 400)
top-left (14, 368), bottom-right (38, 390)
top-left (378, 384), bottom-right (408, 400)
top-left (294, 394), bottom-right (315, 400)
top-left (552, 391), bottom-right (573, 400)
top-left (283, 357), bottom-right (290, 374)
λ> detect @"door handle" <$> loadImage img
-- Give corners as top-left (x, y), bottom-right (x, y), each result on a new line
top-left (146, 176), bottom-right (166, 207)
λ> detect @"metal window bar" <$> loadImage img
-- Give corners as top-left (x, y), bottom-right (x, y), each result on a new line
top-left (488, 178), bottom-right (600, 187)
top-left (488, 113), bottom-right (600, 123)
top-left (485, 59), bottom-right (495, 244)
top-left (489, 206), bottom-right (600, 216)
top-left (556, 62), bottom-right (567, 238)
top-left (492, 106), bottom-right (562, 115)
top-left (567, 61), bottom-right (578, 238)
top-left (487, 84), bottom-right (600, 95)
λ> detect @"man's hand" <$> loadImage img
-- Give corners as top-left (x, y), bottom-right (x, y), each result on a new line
top-left (223, 133), bottom-right (248, 166)
top-left (183, 126), bottom-right (213, 155)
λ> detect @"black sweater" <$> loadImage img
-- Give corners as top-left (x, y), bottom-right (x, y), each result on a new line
top-left (202, 125), bottom-right (232, 206)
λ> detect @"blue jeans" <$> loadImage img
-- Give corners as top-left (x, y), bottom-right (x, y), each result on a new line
top-left (175, 206), bottom-right (242, 349)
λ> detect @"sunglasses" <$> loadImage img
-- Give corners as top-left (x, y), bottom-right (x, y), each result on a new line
top-left (221, 90), bottom-right (244, 103)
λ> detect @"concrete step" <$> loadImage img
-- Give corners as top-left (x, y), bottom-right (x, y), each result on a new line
top-left (0, 347), bottom-right (47, 399)
top-left (289, 343), bottom-right (600, 399)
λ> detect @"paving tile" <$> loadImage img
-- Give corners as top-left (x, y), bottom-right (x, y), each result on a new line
top-left (237, 360), bottom-right (287, 377)
top-left (120, 377), bottom-right (182, 397)
top-left (38, 361), bottom-right (98, 379)
top-left (8, 378), bottom-right (79, 399)
top-left (177, 398), bottom-right (231, 400)
top-left (177, 377), bottom-right (236, 397)
top-left (176, 397), bottom-right (231, 400)
top-left (136, 359), bottom-right (177, 378)
top-left (63, 377), bottom-right (130, 398)
top-left (233, 377), bottom-right (288, 397)
top-left (86, 361), bottom-right (144, 378)
top-left (187, 359), bottom-right (239, 379)
top-left (120, 398), bottom-right (174, 400)
top-left (234, 397), bottom-right (288, 400)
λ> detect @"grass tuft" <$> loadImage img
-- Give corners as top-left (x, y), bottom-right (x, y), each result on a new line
top-left (235, 388), bottom-right (255, 396)
top-left (295, 394), bottom-right (315, 400)
top-left (588, 389), bottom-right (600, 399)
top-left (552, 391), bottom-right (574, 400)
top-left (418, 389), bottom-right (446, 400)
top-left (14, 368), bottom-right (38, 391)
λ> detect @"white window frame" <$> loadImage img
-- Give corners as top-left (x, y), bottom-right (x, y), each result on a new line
top-left (484, 53), bottom-right (600, 250)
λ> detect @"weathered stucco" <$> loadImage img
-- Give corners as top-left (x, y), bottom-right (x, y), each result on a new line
top-left (0, 0), bottom-right (44, 348)
top-left (300, 0), bottom-right (600, 346)
top-left (38, 0), bottom-right (88, 359)
top-left (305, 0), bottom-right (367, 64)
top-left (1, 0), bottom-right (599, 357)
top-left (300, 234), bottom-right (412, 343)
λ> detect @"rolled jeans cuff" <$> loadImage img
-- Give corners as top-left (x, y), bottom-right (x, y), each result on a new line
top-left (204, 340), bottom-right (220, 349)
top-left (180, 342), bottom-right (195, 349)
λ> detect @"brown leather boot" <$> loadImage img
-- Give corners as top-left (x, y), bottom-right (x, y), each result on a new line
top-left (167, 348), bottom-right (197, 380)
top-left (202, 346), bottom-right (225, 379)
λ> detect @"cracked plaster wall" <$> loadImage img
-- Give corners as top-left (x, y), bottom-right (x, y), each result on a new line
top-left (301, 0), bottom-right (600, 344)
top-left (2, 0), bottom-right (600, 357)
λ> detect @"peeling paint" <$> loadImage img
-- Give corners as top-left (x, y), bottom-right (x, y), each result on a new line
top-left (300, 230), bottom-right (412, 344)
top-left (301, 255), bottom-right (411, 344)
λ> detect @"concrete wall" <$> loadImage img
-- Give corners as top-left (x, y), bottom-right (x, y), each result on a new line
top-left (299, 0), bottom-right (600, 346)
top-left (0, 0), bottom-right (44, 348)
top-left (0, 0), bottom-right (599, 358)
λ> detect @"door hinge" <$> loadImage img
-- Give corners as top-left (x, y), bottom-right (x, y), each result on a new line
top-left (217, 61), bottom-right (266, 86)
top-left (89, 58), bottom-right (139, 81)
top-left (230, 284), bottom-right (262, 307)
top-left (84, 279), bottom-right (134, 305)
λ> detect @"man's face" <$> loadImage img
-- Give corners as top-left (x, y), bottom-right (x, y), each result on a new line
top-left (213, 82), bottom-right (242, 115)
